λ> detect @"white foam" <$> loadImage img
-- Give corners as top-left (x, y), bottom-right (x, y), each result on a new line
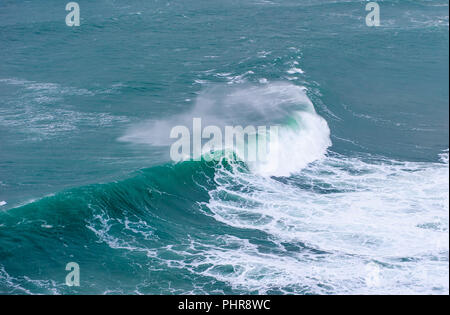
top-left (287, 67), bottom-right (305, 74)
top-left (202, 153), bottom-right (449, 294)
top-left (0, 201), bottom-right (6, 207)
top-left (439, 149), bottom-right (449, 164)
top-left (0, 265), bottom-right (61, 294)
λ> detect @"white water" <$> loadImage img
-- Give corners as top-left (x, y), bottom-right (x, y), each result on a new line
top-left (198, 147), bottom-right (449, 294)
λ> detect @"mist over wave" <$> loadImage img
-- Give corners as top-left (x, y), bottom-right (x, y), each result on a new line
top-left (120, 82), bottom-right (332, 176)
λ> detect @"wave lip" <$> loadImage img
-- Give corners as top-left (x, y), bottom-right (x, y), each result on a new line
top-left (252, 109), bottom-right (331, 177)
top-left (120, 82), bottom-right (332, 177)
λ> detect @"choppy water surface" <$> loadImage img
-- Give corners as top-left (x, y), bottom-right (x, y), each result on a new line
top-left (0, 0), bottom-right (448, 294)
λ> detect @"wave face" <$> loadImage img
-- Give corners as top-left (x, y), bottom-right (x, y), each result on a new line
top-left (0, 0), bottom-right (448, 295)
top-left (0, 153), bottom-right (448, 294)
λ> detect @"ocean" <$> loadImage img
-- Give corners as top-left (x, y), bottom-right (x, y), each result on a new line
top-left (0, 0), bottom-right (448, 294)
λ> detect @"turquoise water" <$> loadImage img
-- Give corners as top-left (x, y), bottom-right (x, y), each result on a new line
top-left (0, 0), bottom-right (448, 294)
